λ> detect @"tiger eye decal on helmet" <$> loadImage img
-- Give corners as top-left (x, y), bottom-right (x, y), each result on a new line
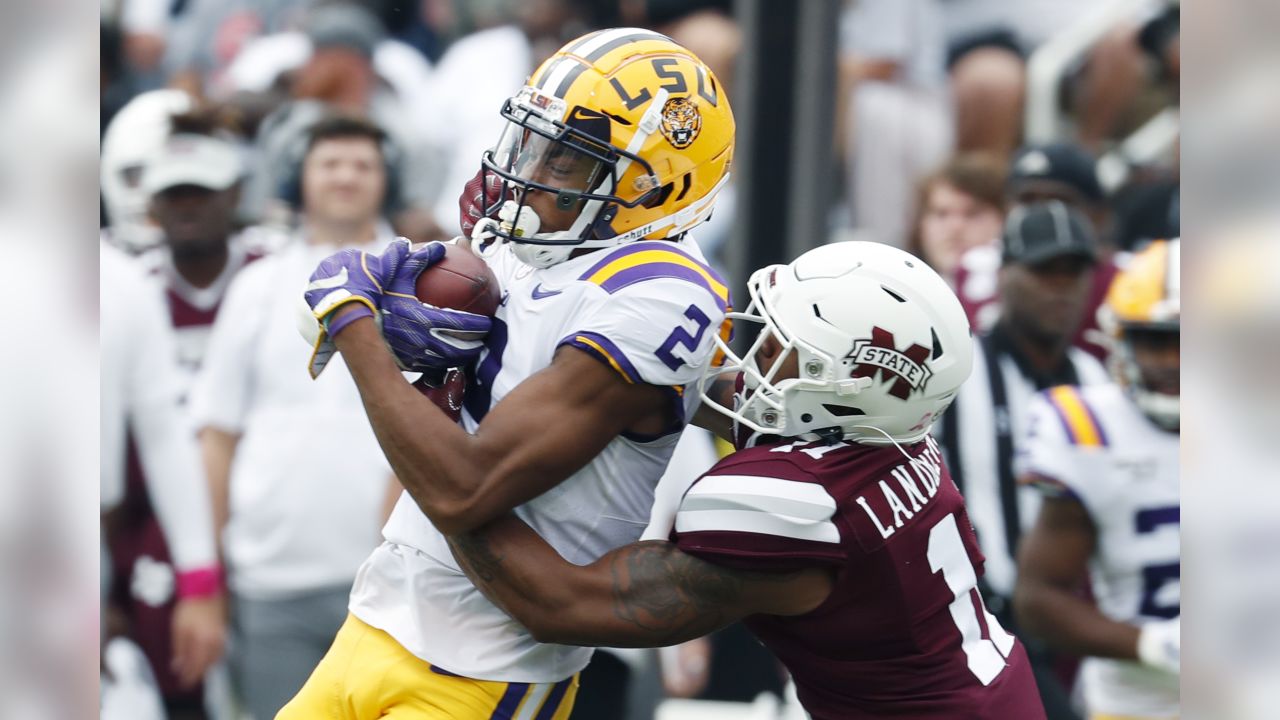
top-left (479, 28), bottom-right (735, 268)
top-left (660, 97), bottom-right (702, 149)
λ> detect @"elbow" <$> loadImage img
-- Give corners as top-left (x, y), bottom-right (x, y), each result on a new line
top-left (410, 493), bottom-right (485, 536)
top-left (508, 595), bottom-right (581, 646)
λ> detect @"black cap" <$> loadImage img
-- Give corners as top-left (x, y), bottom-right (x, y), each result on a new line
top-left (1008, 143), bottom-right (1105, 204)
top-left (1001, 200), bottom-right (1099, 266)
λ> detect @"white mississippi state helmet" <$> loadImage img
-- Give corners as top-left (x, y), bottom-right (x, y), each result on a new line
top-left (101, 89), bottom-right (194, 252)
top-left (700, 241), bottom-right (974, 445)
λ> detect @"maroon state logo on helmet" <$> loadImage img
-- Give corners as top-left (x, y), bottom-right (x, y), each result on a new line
top-left (846, 327), bottom-right (933, 400)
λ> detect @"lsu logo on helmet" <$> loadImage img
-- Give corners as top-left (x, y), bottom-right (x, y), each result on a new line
top-left (480, 28), bottom-right (735, 268)
top-left (660, 97), bottom-right (702, 149)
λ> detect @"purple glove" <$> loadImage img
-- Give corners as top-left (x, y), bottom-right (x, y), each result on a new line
top-left (380, 242), bottom-right (493, 373)
top-left (304, 239), bottom-right (414, 378)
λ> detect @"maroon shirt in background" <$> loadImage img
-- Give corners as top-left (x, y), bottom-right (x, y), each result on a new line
top-left (673, 436), bottom-right (1046, 720)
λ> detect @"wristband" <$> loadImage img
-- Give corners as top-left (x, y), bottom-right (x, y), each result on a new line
top-left (176, 565), bottom-right (224, 599)
top-left (324, 301), bottom-right (376, 338)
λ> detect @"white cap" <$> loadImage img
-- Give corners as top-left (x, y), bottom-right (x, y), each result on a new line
top-left (144, 133), bottom-right (243, 194)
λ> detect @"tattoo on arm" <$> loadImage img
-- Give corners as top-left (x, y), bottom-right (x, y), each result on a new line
top-left (610, 543), bottom-right (748, 640)
top-left (450, 533), bottom-right (505, 586)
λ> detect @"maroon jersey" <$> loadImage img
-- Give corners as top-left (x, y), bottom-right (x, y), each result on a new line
top-left (672, 435), bottom-right (1045, 719)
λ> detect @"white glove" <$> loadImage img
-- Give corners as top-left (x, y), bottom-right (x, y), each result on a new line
top-left (1137, 616), bottom-right (1180, 675)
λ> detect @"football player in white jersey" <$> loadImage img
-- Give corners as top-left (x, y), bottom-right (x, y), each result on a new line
top-left (282, 30), bottom-right (734, 719)
top-left (1014, 239), bottom-right (1181, 720)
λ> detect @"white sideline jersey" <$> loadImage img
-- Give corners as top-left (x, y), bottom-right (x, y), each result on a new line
top-left (1019, 382), bottom-right (1180, 718)
top-left (349, 237), bottom-right (730, 682)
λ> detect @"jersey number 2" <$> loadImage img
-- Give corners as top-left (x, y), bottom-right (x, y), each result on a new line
top-left (656, 304), bottom-right (711, 371)
top-left (927, 513), bottom-right (1016, 685)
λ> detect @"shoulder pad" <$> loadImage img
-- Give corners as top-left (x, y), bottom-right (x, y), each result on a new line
top-left (577, 241), bottom-right (730, 311)
top-left (676, 473), bottom-right (840, 544)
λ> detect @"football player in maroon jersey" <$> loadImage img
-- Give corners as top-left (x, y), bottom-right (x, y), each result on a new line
top-left (448, 241), bottom-right (1047, 719)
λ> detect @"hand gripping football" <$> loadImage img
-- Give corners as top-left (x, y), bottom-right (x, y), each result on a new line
top-left (414, 240), bottom-right (502, 317)
top-left (409, 241), bottom-right (501, 420)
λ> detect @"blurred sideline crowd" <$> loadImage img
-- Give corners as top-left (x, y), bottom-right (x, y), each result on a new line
top-left (98, 0), bottom-right (1180, 718)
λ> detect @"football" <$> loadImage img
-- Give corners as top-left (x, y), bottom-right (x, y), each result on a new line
top-left (415, 241), bottom-right (502, 317)
top-left (413, 367), bottom-right (466, 422)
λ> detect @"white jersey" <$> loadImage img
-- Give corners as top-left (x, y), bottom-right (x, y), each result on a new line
top-left (135, 228), bottom-right (280, 397)
top-left (1019, 382), bottom-right (1180, 717)
top-left (349, 237), bottom-right (730, 682)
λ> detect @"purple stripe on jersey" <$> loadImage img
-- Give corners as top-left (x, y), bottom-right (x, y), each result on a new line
top-left (532, 676), bottom-right (575, 720)
top-left (577, 241), bottom-right (666, 279)
top-left (489, 681), bottom-right (530, 719)
top-left (558, 331), bottom-right (643, 384)
top-left (428, 664), bottom-right (462, 677)
top-left (599, 262), bottom-right (729, 310)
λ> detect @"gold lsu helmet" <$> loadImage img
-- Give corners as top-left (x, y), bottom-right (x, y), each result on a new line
top-left (479, 28), bottom-right (736, 268)
top-left (1098, 238), bottom-right (1180, 428)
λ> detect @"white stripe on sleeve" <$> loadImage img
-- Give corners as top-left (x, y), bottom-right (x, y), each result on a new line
top-left (675, 475), bottom-right (840, 543)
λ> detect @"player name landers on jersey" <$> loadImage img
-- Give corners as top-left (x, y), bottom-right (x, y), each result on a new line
top-left (673, 436), bottom-right (1046, 720)
top-left (854, 436), bottom-right (947, 540)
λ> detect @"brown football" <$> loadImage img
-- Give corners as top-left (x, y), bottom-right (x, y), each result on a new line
top-left (413, 367), bottom-right (466, 422)
top-left (415, 241), bottom-right (502, 317)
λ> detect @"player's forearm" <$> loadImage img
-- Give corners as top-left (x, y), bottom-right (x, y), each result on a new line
top-left (451, 522), bottom-right (734, 648)
top-left (333, 315), bottom-right (498, 533)
top-left (1013, 581), bottom-right (1140, 661)
top-left (198, 426), bottom-right (239, 539)
top-left (449, 519), bottom-right (585, 640)
top-left (133, 401), bottom-right (219, 572)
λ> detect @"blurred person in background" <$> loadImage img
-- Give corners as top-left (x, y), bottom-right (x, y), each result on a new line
top-left (942, 0), bottom-right (1153, 158)
top-left (102, 241), bottom-right (227, 720)
top-left (100, 89), bottom-right (195, 254)
top-left (106, 109), bottom-right (273, 719)
top-left (134, 110), bottom-right (278, 388)
top-left (954, 142), bottom-right (1118, 360)
top-left (935, 201), bottom-right (1110, 720)
top-left (908, 152), bottom-right (1007, 287)
top-left (1015, 238), bottom-right (1180, 720)
top-left (190, 115), bottom-right (399, 720)
top-left (838, 0), bottom-right (953, 249)
top-left (223, 2), bottom-right (443, 241)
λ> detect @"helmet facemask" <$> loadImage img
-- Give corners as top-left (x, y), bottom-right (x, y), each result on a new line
top-left (479, 88), bottom-right (665, 268)
top-left (698, 265), bottom-right (875, 442)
